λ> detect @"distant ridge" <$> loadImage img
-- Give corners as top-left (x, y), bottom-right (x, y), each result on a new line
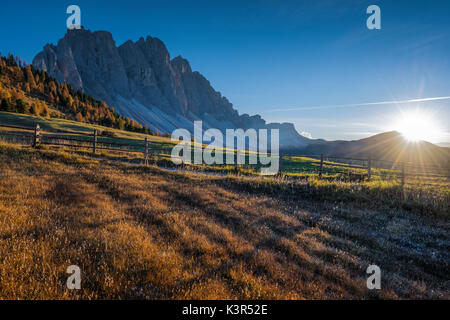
top-left (437, 142), bottom-right (450, 148)
top-left (299, 131), bottom-right (449, 167)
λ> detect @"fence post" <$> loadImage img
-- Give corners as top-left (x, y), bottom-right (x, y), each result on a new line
top-left (279, 153), bottom-right (283, 175)
top-left (33, 124), bottom-right (40, 147)
top-left (93, 130), bottom-right (97, 154)
top-left (234, 150), bottom-right (239, 174)
top-left (367, 156), bottom-right (372, 180)
top-left (401, 163), bottom-right (405, 197)
top-left (144, 137), bottom-right (149, 166)
top-left (319, 153), bottom-right (324, 177)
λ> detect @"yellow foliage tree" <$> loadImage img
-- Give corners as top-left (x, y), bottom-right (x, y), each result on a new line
top-left (25, 66), bottom-right (37, 90)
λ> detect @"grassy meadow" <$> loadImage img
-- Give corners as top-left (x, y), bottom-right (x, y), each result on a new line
top-left (0, 142), bottom-right (448, 299)
top-left (0, 111), bottom-right (173, 142)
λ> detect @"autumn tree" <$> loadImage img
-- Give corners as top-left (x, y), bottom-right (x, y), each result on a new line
top-left (75, 112), bottom-right (84, 122)
top-left (0, 54), bottom-right (148, 133)
top-left (24, 65), bottom-right (37, 90)
top-left (42, 103), bottom-right (50, 117)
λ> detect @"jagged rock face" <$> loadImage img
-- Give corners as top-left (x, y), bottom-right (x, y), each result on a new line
top-left (33, 28), bottom-right (309, 148)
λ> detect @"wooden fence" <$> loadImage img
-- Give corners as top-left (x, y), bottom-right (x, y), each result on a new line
top-left (0, 122), bottom-right (448, 185)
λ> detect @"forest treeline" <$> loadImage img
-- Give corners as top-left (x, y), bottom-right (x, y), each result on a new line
top-left (0, 54), bottom-right (152, 134)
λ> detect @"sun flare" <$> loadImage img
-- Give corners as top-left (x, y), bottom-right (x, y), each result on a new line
top-left (392, 109), bottom-right (442, 142)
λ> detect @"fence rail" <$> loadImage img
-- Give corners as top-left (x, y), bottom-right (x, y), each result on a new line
top-left (0, 122), bottom-right (448, 184)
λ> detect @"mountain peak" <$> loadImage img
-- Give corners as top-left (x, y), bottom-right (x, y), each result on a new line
top-left (32, 29), bottom-right (310, 148)
top-left (171, 56), bottom-right (192, 73)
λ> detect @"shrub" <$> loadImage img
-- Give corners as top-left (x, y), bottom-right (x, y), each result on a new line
top-left (101, 130), bottom-right (117, 138)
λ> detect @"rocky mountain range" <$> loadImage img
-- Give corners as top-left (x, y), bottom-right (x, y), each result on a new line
top-left (33, 28), bottom-right (310, 148)
top-left (31, 28), bottom-right (449, 165)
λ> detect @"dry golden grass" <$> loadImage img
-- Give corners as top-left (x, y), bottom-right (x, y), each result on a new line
top-left (0, 143), bottom-right (448, 299)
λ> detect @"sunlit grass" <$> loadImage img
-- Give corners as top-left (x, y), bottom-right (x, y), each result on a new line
top-left (0, 142), bottom-right (448, 299)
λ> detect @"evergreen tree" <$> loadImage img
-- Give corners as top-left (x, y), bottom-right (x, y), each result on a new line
top-left (0, 98), bottom-right (9, 111)
top-left (16, 99), bottom-right (28, 113)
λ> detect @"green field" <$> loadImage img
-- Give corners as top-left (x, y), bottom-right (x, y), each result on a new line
top-left (0, 111), bottom-right (173, 143)
top-left (1, 111), bottom-right (448, 203)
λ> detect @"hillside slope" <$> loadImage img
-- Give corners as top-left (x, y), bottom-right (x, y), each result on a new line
top-left (0, 54), bottom-right (148, 134)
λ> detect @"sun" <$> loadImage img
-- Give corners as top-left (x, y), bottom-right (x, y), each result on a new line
top-left (392, 109), bottom-right (442, 142)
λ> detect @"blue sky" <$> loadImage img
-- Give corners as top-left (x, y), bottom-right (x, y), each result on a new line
top-left (0, 0), bottom-right (449, 142)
